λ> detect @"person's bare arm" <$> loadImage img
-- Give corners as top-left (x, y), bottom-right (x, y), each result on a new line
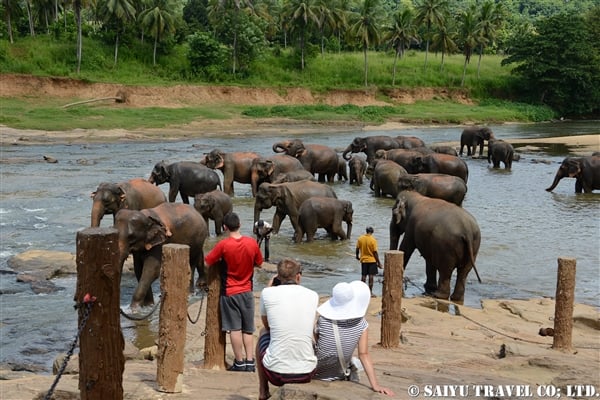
top-left (357, 330), bottom-right (394, 396)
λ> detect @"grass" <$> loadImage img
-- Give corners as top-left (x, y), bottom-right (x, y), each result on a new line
top-left (0, 36), bottom-right (556, 131)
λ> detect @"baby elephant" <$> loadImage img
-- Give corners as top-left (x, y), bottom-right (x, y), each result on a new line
top-left (296, 197), bottom-right (353, 242)
top-left (194, 190), bottom-right (233, 235)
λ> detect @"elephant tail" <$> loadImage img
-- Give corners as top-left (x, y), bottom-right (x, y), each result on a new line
top-left (463, 235), bottom-right (482, 283)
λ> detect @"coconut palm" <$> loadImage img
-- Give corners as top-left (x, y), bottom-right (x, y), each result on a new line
top-left (385, 7), bottom-right (419, 85)
top-left (415, 0), bottom-right (448, 69)
top-left (475, 0), bottom-right (505, 78)
top-left (281, 0), bottom-right (320, 70)
top-left (101, 0), bottom-right (136, 65)
top-left (431, 20), bottom-right (457, 71)
top-left (329, 0), bottom-right (352, 52)
top-left (458, 5), bottom-right (478, 87)
top-left (140, 0), bottom-right (177, 66)
top-left (3, 0), bottom-right (22, 43)
top-left (349, 0), bottom-right (383, 87)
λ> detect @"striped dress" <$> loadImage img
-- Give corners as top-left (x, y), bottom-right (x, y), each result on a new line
top-left (313, 316), bottom-right (368, 380)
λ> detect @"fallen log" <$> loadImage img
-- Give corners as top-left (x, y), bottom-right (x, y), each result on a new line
top-left (61, 90), bottom-right (128, 108)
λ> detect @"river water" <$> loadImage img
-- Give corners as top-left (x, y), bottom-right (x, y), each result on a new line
top-left (1, 121), bottom-right (599, 372)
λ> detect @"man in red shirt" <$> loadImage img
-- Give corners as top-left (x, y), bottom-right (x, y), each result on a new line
top-left (205, 212), bottom-right (264, 372)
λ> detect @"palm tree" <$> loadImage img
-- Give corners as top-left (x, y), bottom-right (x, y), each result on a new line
top-left (315, 0), bottom-right (333, 56)
top-left (140, 0), bottom-right (177, 66)
top-left (101, 0), bottom-right (136, 65)
top-left (475, 0), bottom-right (505, 78)
top-left (3, 0), bottom-right (22, 43)
top-left (281, 0), bottom-right (319, 70)
top-left (349, 0), bottom-right (383, 87)
top-left (431, 20), bottom-right (457, 71)
top-left (385, 7), bottom-right (419, 85)
top-left (415, 0), bottom-right (448, 69)
top-left (328, 0), bottom-right (351, 52)
top-left (458, 5), bottom-right (478, 87)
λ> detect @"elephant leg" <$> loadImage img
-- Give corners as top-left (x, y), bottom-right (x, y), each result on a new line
top-left (131, 252), bottom-right (160, 308)
top-left (271, 210), bottom-right (286, 234)
top-left (332, 222), bottom-right (346, 240)
top-left (317, 173), bottom-right (326, 183)
top-left (214, 218), bottom-right (222, 235)
top-left (294, 227), bottom-right (304, 243)
top-left (192, 249), bottom-right (206, 289)
top-left (434, 266), bottom-right (452, 300)
top-left (424, 261), bottom-right (438, 294)
top-left (451, 265), bottom-right (472, 303)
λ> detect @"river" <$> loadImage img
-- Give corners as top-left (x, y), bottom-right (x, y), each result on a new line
top-left (1, 121), bottom-right (599, 373)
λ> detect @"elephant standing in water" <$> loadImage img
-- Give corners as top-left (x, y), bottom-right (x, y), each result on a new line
top-left (410, 153), bottom-right (469, 184)
top-left (194, 190), bottom-right (233, 235)
top-left (201, 149), bottom-right (259, 196)
top-left (296, 197), bottom-right (353, 242)
top-left (253, 180), bottom-right (337, 235)
top-left (115, 203), bottom-right (208, 308)
top-left (389, 191), bottom-right (481, 302)
top-left (397, 173), bottom-right (467, 206)
top-left (250, 154), bottom-right (305, 196)
top-left (348, 155), bottom-right (367, 185)
top-left (90, 178), bottom-right (166, 227)
top-left (370, 159), bottom-right (407, 198)
top-left (487, 139), bottom-right (515, 169)
top-left (459, 126), bottom-right (495, 157)
top-left (342, 135), bottom-right (400, 163)
top-left (149, 161), bottom-right (221, 203)
top-left (546, 155), bottom-right (600, 193)
top-left (273, 139), bottom-right (339, 182)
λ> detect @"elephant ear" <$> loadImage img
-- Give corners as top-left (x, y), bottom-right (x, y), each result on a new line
top-left (392, 198), bottom-right (406, 225)
top-left (265, 160), bottom-right (275, 176)
top-left (144, 215), bottom-right (171, 250)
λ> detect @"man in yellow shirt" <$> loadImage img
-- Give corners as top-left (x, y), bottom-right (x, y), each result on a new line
top-left (355, 226), bottom-right (382, 296)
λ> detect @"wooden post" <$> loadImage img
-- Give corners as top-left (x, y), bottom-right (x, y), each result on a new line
top-left (380, 250), bottom-right (403, 348)
top-left (552, 257), bottom-right (576, 351)
top-left (203, 261), bottom-right (226, 369)
top-left (157, 244), bottom-right (190, 393)
top-left (75, 227), bottom-right (124, 400)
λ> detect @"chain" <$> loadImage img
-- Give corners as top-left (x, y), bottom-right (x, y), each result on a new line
top-left (119, 299), bottom-right (161, 321)
top-left (43, 293), bottom-right (96, 400)
top-left (187, 287), bottom-right (208, 325)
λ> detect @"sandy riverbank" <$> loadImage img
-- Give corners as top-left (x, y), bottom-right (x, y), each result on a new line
top-left (0, 292), bottom-right (598, 400)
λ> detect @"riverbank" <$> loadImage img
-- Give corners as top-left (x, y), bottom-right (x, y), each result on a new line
top-left (0, 291), bottom-right (598, 400)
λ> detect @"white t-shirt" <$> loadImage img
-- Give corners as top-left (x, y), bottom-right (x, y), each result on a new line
top-left (259, 284), bottom-right (319, 374)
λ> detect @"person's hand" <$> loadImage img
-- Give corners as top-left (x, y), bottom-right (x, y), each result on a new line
top-left (377, 262), bottom-right (382, 268)
top-left (373, 385), bottom-right (394, 396)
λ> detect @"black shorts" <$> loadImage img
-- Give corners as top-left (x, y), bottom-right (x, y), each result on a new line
top-left (219, 291), bottom-right (255, 333)
top-left (361, 262), bottom-right (378, 276)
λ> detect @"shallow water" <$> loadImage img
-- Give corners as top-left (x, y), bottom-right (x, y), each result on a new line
top-left (1, 121), bottom-right (599, 372)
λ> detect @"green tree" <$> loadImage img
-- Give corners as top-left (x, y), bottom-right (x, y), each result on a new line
top-left (3, 0), bottom-right (22, 43)
top-left (502, 12), bottom-right (600, 116)
top-left (415, 0), bottom-right (448, 69)
top-left (187, 31), bottom-right (228, 77)
top-left (281, 0), bottom-right (319, 70)
top-left (430, 18), bottom-right (456, 71)
top-left (475, 0), bottom-right (504, 78)
top-left (349, 0), bottom-right (383, 87)
top-left (457, 5), bottom-right (477, 87)
top-left (100, 0), bottom-right (136, 65)
top-left (328, 0), bottom-right (352, 52)
top-left (140, 0), bottom-right (177, 65)
top-left (385, 7), bottom-right (419, 85)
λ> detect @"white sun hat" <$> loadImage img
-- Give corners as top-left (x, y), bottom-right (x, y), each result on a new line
top-left (317, 280), bottom-right (371, 320)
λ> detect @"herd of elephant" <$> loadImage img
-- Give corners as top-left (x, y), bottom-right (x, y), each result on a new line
top-left (89, 128), bottom-right (600, 308)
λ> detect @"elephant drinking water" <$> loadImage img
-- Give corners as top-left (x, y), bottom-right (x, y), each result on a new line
top-left (545, 155), bottom-right (600, 193)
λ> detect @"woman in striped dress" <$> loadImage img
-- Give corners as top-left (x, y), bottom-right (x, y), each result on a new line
top-left (314, 281), bottom-right (394, 396)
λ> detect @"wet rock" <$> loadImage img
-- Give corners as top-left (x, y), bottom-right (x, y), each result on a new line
top-left (8, 250), bottom-right (76, 279)
top-left (43, 155), bottom-right (58, 163)
top-left (6, 362), bottom-right (47, 373)
top-left (30, 280), bottom-right (63, 294)
top-left (52, 354), bottom-right (79, 375)
top-left (124, 340), bottom-right (143, 360)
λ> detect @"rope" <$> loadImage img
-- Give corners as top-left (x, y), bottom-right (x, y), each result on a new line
top-left (44, 294), bottom-right (96, 400)
top-left (187, 287), bottom-right (208, 324)
top-left (119, 299), bottom-right (161, 321)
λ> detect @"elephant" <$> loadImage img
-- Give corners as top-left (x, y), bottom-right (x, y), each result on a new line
top-left (370, 159), bottom-right (408, 198)
top-left (430, 145), bottom-right (458, 156)
top-left (90, 178), bottom-right (166, 227)
top-left (271, 169), bottom-right (316, 184)
top-left (114, 203), bottom-right (208, 308)
top-left (459, 126), bottom-right (495, 157)
top-left (348, 155), bottom-right (367, 185)
top-left (394, 135), bottom-right (426, 149)
top-left (409, 153), bottom-right (469, 184)
top-left (250, 154), bottom-right (305, 196)
top-left (336, 156), bottom-right (348, 182)
top-left (372, 149), bottom-right (423, 173)
top-left (389, 191), bottom-right (481, 302)
top-left (149, 161), bottom-right (221, 204)
top-left (296, 197), bottom-right (353, 242)
top-left (342, 135), bottom-right (400, 163)
top-left (487, 139), bottom-right (514, 169)
top-left (253, 180), bottom-right (337, 236)
top-left (272, 139), bottom-right (339, 182)
top-left (194, 190), bottom-right (233, 235)
top-left (201, 149), bottom-right (260, 196)
top-left (545, 155), bottom-right (600, 193)
top-left (397, 173), bottom-right (467, 206)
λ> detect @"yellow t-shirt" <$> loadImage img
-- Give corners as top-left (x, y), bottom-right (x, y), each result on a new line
top-left (356, 234), bottom-right (378, 263)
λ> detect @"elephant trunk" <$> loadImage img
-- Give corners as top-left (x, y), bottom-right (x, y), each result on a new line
top-left (91, 202), bottom-right (105, 227)
top-left (251, 171), bottom-right (260, 197)
top-left (545, 173), bottom-right (563, 192)
top-left (346, 222), bottom-right (352, 240)
top-left (342, 146), bottom-right (353, 161)
top-left (253, 204), bottom-right (262, 224)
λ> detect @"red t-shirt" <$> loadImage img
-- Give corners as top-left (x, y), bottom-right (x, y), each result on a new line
top-left (205, 236), bottom-right (263, 296)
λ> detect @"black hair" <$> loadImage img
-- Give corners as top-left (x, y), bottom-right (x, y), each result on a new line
top-left (223, 212), bottom-right (241, 231)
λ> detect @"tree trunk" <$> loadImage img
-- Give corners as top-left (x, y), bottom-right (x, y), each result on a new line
top-left (114, 32), bottom-right (119, 65)
top-left (7, 13), bottom-right (14, 44)
top-left (392, 50), bottom-right (399, 86)
top-left (461, 57), bottom-right (468, 87)
top-left (477, 45), bottom-right (483, 79)
top-left (76, 1), bottom-right (82, 74)
top-left (363, 46), bottom-right (368, 87)
top-left (153, 35), bottom-right (158, 66)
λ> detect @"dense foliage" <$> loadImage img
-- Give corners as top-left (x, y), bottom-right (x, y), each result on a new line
top-left (1, 0), bottom-right (598, 116)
